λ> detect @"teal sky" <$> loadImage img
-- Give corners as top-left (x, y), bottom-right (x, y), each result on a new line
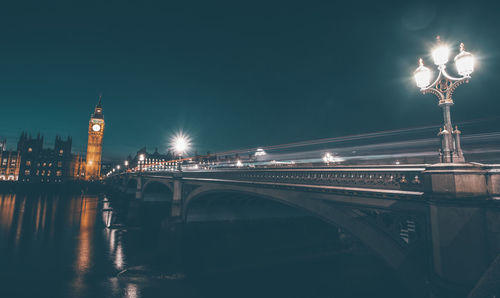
top-left (0, 0), bottom-right (499, 161)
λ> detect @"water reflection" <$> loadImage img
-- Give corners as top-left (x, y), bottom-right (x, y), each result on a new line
top-left (104, 228), bottom-right (126, 271)
top-left (0, 194), bottom-right (16, 232)
top-left (0, 192), bottom-right (141, 298)
top-left (126, 283), bottom-right (140, 298)
top-left (14, 196), bottom-right (26, 248)
top-left (74, 195), bottom-right (96, 273)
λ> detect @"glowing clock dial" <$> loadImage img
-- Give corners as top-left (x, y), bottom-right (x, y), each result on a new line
top-left (92, 124), bottom-right (101, 132)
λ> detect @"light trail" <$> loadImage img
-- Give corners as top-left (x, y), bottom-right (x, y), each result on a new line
top-left (208, 118), bottom-right (497, 157)
top-left (120, 126), bottom-right (500, 175)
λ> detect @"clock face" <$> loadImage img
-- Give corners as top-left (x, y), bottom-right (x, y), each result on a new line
top-left (92, 124), bottom-right (101, 132)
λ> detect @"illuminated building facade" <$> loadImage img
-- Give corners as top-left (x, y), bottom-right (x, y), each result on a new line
top-left (17, 133), bottom-right (74, 183)
top-left (131, 147), bottom-right (173, 171)
top-left (85, 97), bottom-right (105, 180)
top-left (0, 150), bottom-right (21, 181)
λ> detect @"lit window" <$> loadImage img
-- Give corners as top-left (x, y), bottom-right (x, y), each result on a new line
top-left (47, 171), bottom-right (51, 176)
top-left (48, 163), bottom-right (52, 167)
top-left (28, 147), bottom-right (32, 152)
top-left (59, 149), bottom-right (63, 155)
top-left (43, 163), bottom-right (47, 167)
top-left (58, 161), bottom-right (62, 167)
top-left (26, 161), bottom-right (31, 166)
top-left (25, 170), bottom-right (30, 175)
top-left (56, 170), bottom-right (62, 177)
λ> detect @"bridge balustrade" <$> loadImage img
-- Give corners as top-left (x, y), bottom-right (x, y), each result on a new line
top-left (179, 167), bottom-right (424, 192)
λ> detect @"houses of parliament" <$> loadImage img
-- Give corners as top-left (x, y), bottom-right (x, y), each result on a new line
top-left (0, 98), bottom-right (105, 182)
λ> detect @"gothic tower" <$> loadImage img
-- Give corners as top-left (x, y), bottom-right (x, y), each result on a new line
top-left (85, 96), bottom-right (105, 180)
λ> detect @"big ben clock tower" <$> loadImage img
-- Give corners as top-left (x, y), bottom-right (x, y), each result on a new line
top-left (85, 96), bottom-right (105, 180)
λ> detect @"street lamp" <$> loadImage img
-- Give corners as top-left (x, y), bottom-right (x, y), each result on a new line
top-left (170, 132), bottom-right (191, 171)
top-left (413, 36), bottom-right (474, 163)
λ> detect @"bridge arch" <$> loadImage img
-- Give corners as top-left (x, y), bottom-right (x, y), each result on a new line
top-left (142, 180), bottom-right (174, 202)
top-left (183, 184), bottom-right (429, 297)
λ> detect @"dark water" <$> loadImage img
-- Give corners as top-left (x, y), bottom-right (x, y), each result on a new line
top-left (0, 192), bottom-right (408, 298)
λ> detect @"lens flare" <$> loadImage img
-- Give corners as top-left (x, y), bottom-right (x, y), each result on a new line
top-left (170, 132), bottom-right (191, 156)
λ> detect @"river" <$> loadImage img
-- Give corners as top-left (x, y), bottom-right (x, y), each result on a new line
top-left (0, 192), bottom-right (408, 298)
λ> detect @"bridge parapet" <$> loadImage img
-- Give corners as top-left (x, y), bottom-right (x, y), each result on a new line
top-left (110, 162), bottom-right (500, 198)
top-left (180, 166), bottom-right (425, 192)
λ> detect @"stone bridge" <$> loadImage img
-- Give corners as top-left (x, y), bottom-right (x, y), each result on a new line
top-left (107, 163), bottom-right (500, 297)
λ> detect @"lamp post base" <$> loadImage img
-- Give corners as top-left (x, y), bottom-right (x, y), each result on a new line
top-left (423, 163), bottom-right (490, 198)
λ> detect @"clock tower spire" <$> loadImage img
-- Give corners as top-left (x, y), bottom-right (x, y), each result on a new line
top-left (85, 95), bottom-right (105, 180)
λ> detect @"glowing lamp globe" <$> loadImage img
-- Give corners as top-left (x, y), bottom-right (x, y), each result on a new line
top-left (432, 44), bottom-right (450, 65)
top-left (414, 59), bottom-right (432, 88)
top-left (454, 43), bottom-right (474, 76)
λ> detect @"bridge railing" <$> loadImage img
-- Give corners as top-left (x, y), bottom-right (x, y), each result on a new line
top-left (178, 166), bottom-right (426, 192)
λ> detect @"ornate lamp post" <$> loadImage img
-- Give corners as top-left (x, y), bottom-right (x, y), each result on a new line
top-left (413, 36), bottom-right (474, 163)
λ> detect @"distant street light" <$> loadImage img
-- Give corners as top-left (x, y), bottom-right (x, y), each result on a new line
top-left (255, 148), bottom-right (266, 156)
top-left (413, 36), bottom-right (474, 163)
top-left (323, 152), bottom-right (335, 164)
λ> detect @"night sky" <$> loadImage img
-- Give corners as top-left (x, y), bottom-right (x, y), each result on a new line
top-left (1, 0), bottom-right (499, 160)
